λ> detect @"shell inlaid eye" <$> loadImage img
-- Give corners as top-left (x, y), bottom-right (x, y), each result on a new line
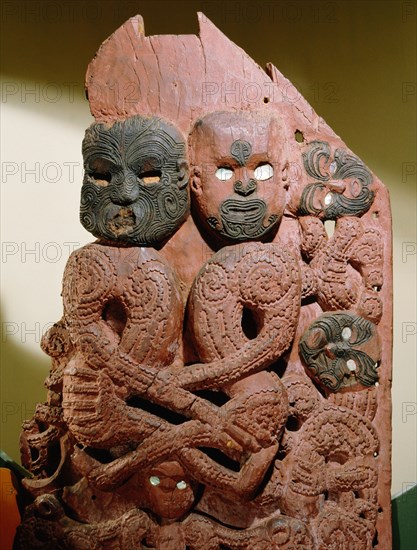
top-left (149, 476), bottom-right (160, 486)
top-left (324, 193), bottom-right (333, 205)
top-left (215, 167), bottom-right (233, 181)
top-left (346, 359), bottom-right (357, 372)
top-left (342, 327), bottom-right (352, 341)
top-left (176, 480), bottom-right (187, 490)
top-left (254, 163), bottom-right (273, 181)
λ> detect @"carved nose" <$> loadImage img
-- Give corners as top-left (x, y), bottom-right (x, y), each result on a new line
top-left (233, 179), bottom-right (257, 197)
top-left (111, 172), bottom-right (140, 205)
top-left (326, 180), bottom-right (346, 193)
top-left (325, 342), bottom-right (350, 359)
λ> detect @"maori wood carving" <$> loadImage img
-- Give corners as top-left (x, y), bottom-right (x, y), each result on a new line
top-left (16, 13), bottom-right (393, 550)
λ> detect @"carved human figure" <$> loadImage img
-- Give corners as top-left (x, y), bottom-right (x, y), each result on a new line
top-left (55, 110), bottom-right (300, 507)
top-left (296, 140), bottom-right (383, 324)
top-left (15, 491), bottom-right (314, 550)
top-left (82, 241), bottom-right (300, 501)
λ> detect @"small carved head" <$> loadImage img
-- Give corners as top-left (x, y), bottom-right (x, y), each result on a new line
top-left (298, 141), bottom-right (374, 220)
top-left (299, 312), bottom-right (381, 392)
top-left (80, 115), bottom-right (190, 247)
top-left (189, 111), bottom-right (288, 245)
top-left (142, 460), bottom-right (197, 520)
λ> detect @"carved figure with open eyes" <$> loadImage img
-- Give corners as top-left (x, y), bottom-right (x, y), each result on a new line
top-left (189, 110), bottom-right (289, 247)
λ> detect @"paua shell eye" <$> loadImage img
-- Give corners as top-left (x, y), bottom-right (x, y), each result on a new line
top-left (216, 167), bottom-right (233, 181)
top-left (149, 476), bottom-right (160, 486)
top-left (254, 163), bottom-right (273, 181)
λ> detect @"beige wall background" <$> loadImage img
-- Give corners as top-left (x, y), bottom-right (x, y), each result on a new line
top-left (1, 0), bottom-right (416, 496)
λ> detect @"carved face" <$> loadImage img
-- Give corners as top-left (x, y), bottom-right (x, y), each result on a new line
top-left (142, 461), bottom-right (196, 520)
top-left (80, 116), bottom-right (189, 247)
top-left (299, 312), bottom-right (381, 392)
top-left (299, 141), bottom-right (374, 219)
top-left (190, 111), bottom-right (287, 244)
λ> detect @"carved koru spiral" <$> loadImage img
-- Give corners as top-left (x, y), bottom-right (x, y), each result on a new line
top-left (187, 242), bottom-right (301, 443)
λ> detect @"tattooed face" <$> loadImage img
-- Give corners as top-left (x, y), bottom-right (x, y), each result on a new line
top-left (80, 116), bottom-right (189, 247)
top-left (299, 312), bottom-right (381, 392)
top-left (190, 111), bottom-right (287, 245)
top-left (299, 141), bottom-right (374, 219)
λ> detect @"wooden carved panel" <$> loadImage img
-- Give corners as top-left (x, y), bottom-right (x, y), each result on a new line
top-left (15, 13), bottom-right (392, 550)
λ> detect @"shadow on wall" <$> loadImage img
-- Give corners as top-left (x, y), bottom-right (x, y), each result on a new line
top-left (0, 307), bottom-right (50, 464)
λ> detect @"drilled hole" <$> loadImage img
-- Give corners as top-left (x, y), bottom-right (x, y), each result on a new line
top-left (294, 130), bottom-right (304, 143)
top-left (286, 416), bottom-right (301, 432)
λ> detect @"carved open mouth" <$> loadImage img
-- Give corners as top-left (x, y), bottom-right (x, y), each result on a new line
top-left (215, 198), bottom-right (279, 241)
top-left (108, 207), bottom-right (136, 235)
top-left (220, 198), bottom-right (266, 224)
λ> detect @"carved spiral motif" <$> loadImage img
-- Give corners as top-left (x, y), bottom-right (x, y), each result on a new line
top-left (238, 248), bottom-right (294, 306)
top-left (194, 263), bottom-right (230, 303)
top-left (63, 246), bottom-right (115, 321)
top-left (230, 139), bottom-right (252, 166)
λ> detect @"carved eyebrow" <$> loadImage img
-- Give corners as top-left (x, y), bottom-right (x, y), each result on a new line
top-left (83, 127), bottom-right (123, 166)
top-left (126, 132), bottom-right (185, 170)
